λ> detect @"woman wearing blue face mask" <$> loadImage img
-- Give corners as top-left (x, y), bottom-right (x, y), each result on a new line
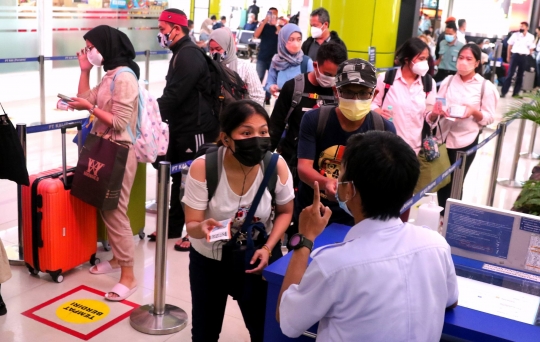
top-left (434, 21), bottom-right (465, 83)
top-left (266, 24), bottom-right (314, 97)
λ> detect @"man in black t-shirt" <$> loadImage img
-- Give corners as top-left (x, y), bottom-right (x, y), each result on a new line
top-left (296, 59), bottom-right (396, 227)
top-left (270, 42), bottom-right (348, 180)
top-left (254, 7), bottom-right (280, 103)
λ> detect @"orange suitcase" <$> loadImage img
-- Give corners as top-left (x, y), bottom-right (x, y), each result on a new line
top-left (22, 123), bottom-right (98, 283)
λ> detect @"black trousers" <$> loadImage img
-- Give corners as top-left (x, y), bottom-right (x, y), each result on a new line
top-left (167, 130), bottom-right (218, 237)
top-left (437, 135), bottom-right (480, 214)
top-left (502, 53), bottom-right (528, 96)
top-left (189, 245), bottom-right (281, 342)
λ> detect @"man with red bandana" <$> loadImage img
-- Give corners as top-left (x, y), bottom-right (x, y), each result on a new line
top-left (152, 9), bottom-right (219, 251)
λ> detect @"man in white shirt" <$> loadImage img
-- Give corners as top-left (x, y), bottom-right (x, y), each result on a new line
top-left (501, 21), bottom-right (535, 98)
top-left (277, 131), bottom-right (459, 342)
top-left (457, 19), bottom-right (467, 44)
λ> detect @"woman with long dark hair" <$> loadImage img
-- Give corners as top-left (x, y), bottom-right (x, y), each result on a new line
top-left (428, 43), bottom-right (498, 211)
top-left (182, 100), bottom-right (294, 341)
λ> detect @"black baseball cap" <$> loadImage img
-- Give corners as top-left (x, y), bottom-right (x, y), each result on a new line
top-left (335, 58), bottom-right (377, 89)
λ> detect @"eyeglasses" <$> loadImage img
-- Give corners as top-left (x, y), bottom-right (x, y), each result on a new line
top-left (338, 89), bottom-right (373, 100)
top-left (84, 46), bottom-right (95, 53)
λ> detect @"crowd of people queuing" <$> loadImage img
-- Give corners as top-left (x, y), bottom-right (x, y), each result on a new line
top-left (35, 5), bottom-right (509, 341)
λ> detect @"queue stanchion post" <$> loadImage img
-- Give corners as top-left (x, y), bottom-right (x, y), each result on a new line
top-left (487, 122), bottom-right (507, 206)
top-left (520, 122), bottom-right (540, 159)
top-left (130, 161), bottom-right (188, 335)
top-left (39, 55), bottom-right (45, 124)
top-left (498, 118), bottom-right (526, 188)
top-left (145, 50), bottom-right (150, 91)
top-left (8, 124), bottom-right (27, 266)
top-left (450, 152), bottom-right (467, 200)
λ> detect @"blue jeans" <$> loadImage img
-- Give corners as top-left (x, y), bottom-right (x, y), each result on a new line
top-left (256, 58), bottom-right (272, 100)
top-left (502, 53), bottom-right (527, 96)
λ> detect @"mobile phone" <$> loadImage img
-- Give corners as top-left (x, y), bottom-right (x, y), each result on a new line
top-left (57, 93), bottom-right (73, 102)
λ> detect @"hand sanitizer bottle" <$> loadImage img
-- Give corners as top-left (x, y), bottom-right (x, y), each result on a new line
top-left (415, 194), bottom-right (443, 233)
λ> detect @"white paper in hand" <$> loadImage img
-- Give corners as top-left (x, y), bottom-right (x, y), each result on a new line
top-left (207, 219), bottom-right (232, 242)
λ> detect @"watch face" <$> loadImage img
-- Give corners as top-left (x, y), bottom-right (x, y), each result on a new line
top-left (290, 234), bottom-right (301, 247)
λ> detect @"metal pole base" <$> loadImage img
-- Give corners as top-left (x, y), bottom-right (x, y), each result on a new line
top-left (520, 152), bottom-right (540, 160)
top-left (497, 179), bottom-right (524, 188)
top-left (6, 245), bottom-right (25, 266)
top-left (145, 200), bottom-right (157, 214)
top-left (130, 304), bottom-right (188, 335)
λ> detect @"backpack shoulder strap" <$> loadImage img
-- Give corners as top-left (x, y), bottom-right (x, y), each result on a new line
top-left (421, 73), bottom-right (433, 98)
top-left (241, 153), bottom-right (279, 231)
top-left (110, 67), bottom-right (136, 92)
top-left (371, 111), bottom-right (385, 131)
top-left (110, 67), bottom-right (138, 144)
top-left (301, 55), bottom-right (310, 74)
top-left (205, 147), bottom-right (224, 203)
top-left (381, 69), bottom-right (397, 106)
top-left (480, 78), bottom-right (486, 109)
top-left (317, 105), bottom-right (333, 141)
top-left (262, 151), bottom-right (278, 202)
top-left (284, 74), bottom-right (305, 124)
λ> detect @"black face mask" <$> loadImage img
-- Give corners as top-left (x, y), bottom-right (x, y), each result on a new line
top-left (520, 29), bottom-right (525, 33)
top-left (230, 137), bottom-right (271, 167)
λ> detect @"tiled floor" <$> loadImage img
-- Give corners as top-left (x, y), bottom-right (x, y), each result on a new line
top-left (0, 62), bottom-right (539, 341)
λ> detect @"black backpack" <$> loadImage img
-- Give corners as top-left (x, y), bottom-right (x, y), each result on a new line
top-left (174, 45), bottom-right (249, 118)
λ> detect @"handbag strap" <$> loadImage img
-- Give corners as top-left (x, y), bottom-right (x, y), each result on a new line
top-left (240, 153), bottom-right (279, 233)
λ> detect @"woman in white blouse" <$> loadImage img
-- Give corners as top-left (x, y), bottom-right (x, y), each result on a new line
top-left (428, 43), bottom-right (498, 211)
top-left (182, 100), bottom-right (294, 341)
top-left (371, 38), bottom-right (436, 221)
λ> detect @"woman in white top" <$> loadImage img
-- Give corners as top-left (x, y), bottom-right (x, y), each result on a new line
top-left (371, 38), bottom-right (436, 221)
top-left (209, 28), bottom-right (265, 105)
top-left (371, 38), bottom-right (437, 156)
top-left (182, 100), bottom-right (294, 341)
top-left (428, 43), bottom-right (498, 211)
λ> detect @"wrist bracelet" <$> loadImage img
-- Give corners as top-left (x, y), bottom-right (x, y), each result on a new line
top-left (261, 244), bottom-right (272, 257)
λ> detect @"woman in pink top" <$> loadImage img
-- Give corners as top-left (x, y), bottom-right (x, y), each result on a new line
top-left (371, 38), bottom-right (437, 156)
top-left (68, 26), bottom-right (140, 301)
top-left (428, 44), bottom-right (498, 211)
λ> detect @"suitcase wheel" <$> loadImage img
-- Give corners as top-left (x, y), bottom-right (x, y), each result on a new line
top-left (49, 270), bottom-right (63, 283)
top-left (100, 240), bottom-right (111, 251)
top-left (138, 231), bottom-right (145, 239)
top-left (26, 264), bottom-right (39, 276)
top-left (90, 254), bottom-right (100, 266)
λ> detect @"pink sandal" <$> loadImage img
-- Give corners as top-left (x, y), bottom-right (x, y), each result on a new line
top-left (89, 261), bottom-right (120, 274)
top-left (104, 283), bottom-right (137, 301)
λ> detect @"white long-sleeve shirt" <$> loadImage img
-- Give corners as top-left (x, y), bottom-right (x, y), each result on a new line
top-left (436, 73), bottom-right (498, 148)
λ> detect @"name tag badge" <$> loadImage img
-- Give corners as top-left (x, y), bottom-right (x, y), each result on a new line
top-left (302, 107), bottom-right (312, 112)
top-left (207, 218), bottom-right (232, 242)
top-left (452, 55), bottom-right (457, 62)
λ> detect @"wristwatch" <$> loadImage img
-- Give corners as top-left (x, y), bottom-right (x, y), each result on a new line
top-left (88, 104), bottom-right (97, 115)
top-left (288, 234), bottom-right (313, 252)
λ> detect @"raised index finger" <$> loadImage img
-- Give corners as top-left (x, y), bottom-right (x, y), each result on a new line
top-left (313, 181), bottom-right (321, 207)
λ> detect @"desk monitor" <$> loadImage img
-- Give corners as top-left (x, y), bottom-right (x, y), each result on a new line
top-left (442, 199), bottom-right (540, 276)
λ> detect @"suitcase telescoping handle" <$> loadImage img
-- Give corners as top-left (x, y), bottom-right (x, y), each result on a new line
top-left (60, 123), bottom-right (82, 187)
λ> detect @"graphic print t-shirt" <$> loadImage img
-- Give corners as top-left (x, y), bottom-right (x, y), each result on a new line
top-left (296, 108), bottom-right (396, 222)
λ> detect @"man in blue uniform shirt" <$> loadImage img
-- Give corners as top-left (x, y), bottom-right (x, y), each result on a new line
top-left (278, 131), bottom-right (459, 341)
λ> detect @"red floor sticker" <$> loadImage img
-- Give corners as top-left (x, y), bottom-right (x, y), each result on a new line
top-left (21, 285), bottom-right (139, 341)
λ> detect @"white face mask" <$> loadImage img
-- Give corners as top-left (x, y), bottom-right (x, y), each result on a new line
top-left (411, 60), bottom-right (429, 77)
top-left (311, 25), bottom-right (325, 39)
top-left (315, 65), bottom-right (335, 88)
top-left (87, 47), bottom-right (103, 67)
